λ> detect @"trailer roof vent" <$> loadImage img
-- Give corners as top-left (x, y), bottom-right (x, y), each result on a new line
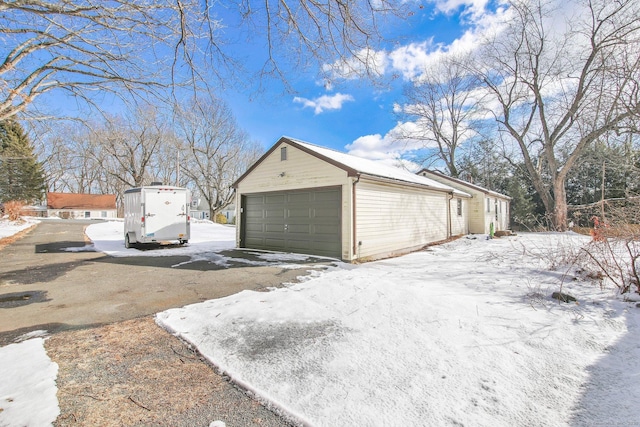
top-left (150, 181), bottom-right (163, 186)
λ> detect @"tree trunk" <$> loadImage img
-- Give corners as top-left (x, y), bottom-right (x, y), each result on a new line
top-left (553, 178), bottom-right (568, 231)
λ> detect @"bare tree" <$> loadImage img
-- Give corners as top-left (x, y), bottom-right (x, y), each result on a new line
top-left (91, 106), bottom-right (170, 188)
top-left (153, 138), bottom-right (183, 187)
top-left (1, 1), bottom-right (406, 121)
top-left (473, 0), bottom-right (640, 230)
top-left (31, 121), bottom-right (103, 193)
top-left (238, 0), bottom-right (404, 82)
top-left (0, 1), bottom-right (186, 120)
top-left (399, 55), bottom-right (483, 177)
top-left (174, 97), bottom-right (261, 220)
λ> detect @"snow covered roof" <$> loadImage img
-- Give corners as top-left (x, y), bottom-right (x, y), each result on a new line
top-left (46, 192), bottom-right (116, 210)
top-left (236, 136), bottom-right (470, 197)
top-left (418, 169), bottom-right (511, 200)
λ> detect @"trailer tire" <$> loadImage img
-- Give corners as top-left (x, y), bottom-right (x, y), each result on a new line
top-left (179, 240), bottom-right (188, 245)
top-left (125, 234), bottom-right (135, 249)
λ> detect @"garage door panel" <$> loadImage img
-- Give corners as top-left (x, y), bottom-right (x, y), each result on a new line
top-left (265, 195), bottom-right (285, 204)
top-left (246, 209), bottom-right (264, 219)
top-left (287, 208), bottom-right (311, 218)
top-left (245, 223), bottom-right (264, 232)
top-left (314, 224), bottom-right (339, 234)
top-left (265, 208), bottom-right (285, 218)
top-left (245, 237), bottom-right (265, 247)
top-left (287, 224), bottom-right (310, 233)
top-left (265, 223), bottom-right (285, 232)
top-left (314, 191), bottom-right (340, 202)
top-left (265, 238), bottom-right (286, 247)
top-left (287, 239), bottom-right (311, 250)
top-left (314, 207), bottom-right (339, 218)
top-left (287, 216), bottom-right (315, 225)
top-left (242, 188), bottom-right (341, 258)
top-left (287, 193), bottom-right (311, 203)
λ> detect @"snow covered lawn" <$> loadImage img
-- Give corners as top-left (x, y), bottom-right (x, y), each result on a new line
top-left (0, 336), bottom-right (59, 426)
top-left (157, 233), bottom-right (640, 426)
top-left (0, 217), bottom-right (39, 239)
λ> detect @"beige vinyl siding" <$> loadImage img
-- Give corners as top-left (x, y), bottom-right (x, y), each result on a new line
top-left (496, 199), bottom-right (509, 231)
top-left (467, 191), bottom-right (486, 234)
top-left (354, 180), bottom-right (448, 259)
top-left (485, 197), bottom-right (495, 234)
top-left (236, 142), bottom-right (354, 259)
top-left (418, 171), bottom-right (512, 235)
top-left (450, 197), bottom-right (468, 236)
top-left (237, 143), bottom-right (348, 193)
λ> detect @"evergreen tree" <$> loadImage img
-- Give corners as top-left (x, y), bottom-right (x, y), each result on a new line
top-left (458, 140), bottom-right (546, 230)
top-left (0, 120), bottom-right (46, 203)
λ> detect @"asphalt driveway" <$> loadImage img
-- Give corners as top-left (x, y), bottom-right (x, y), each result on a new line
top-left (0, 219), bottom-right (330, 345)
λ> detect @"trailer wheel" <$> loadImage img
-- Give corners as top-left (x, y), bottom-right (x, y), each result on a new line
top-left (125, 234), bottom-right (134, 249)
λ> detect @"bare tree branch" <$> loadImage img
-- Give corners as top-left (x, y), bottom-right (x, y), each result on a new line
top-left (472, 0), bottom-right (640, 230)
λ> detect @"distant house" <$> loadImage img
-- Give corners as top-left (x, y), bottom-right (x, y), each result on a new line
top-left (189, 197), bottom-right (235, 223)
top-left (46, 192), bottom-right (117, 219)
top-left (417, 170), bottom-right (511, 234)
top-left (189, 197), bottom-right (210, 221)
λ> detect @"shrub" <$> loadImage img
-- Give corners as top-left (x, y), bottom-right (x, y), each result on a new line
top-left (579, 209), bottom-right (640, 295)
top-left (3, 200), bottom-right (25, 221)
top-left (214, 213), bottom-right (227, 224)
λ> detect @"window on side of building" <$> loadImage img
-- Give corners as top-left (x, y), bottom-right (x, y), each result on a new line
top-left (281, 146), bottom-right (287, 161)
top-left (457, 198), bottom-right (462, 216)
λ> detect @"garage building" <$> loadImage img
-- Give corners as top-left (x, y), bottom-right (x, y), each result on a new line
top-left (234, 137), bottom-right (470, 261)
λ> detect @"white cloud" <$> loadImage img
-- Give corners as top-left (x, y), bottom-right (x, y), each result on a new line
top-left (388, 41), bottom-right (439, 81)
top-left (346, 121), bottom-right (428, 171)
top-left (322, 1), bottom-right (513, 84)
top-left (293, 93), bottom-right (355, 114)
top-left (430, 0), bottom-right (494, 19)
top-left (347, 132), bottom-right (422, 170)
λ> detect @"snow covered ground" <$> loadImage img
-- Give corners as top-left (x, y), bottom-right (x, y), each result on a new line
top-left (0, 217), bottom-right (39, 239)
top-left (2, 218), bottom-right (638, 426)
top-left (158, 232), bottom-right (640, 426)
top-left (83, 220), bottom-right (333, 269)
top-left (0, 218), bottom-right (58, 426)
top-left (84, 219), bottom-right (236, 256)
top-left (0, 335), bottom-right (59, 426)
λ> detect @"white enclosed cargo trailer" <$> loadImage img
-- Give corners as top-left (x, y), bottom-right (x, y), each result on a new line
top-left (123, 185), bottom-right (190, 248)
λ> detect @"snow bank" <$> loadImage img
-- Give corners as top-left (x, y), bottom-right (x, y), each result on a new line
top-left (0, 218), bottom-right (39, 239)
top-left (158, 233), bottom-right (638, 426)
top-left (0, 338), bottom-right (59, 426)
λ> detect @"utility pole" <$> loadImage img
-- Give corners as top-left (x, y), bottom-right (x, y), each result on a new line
top-left (601, 161), bottom-right (606, 223)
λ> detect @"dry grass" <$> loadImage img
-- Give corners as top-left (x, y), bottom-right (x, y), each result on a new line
top-left (47, 317), bottom-right (292, 427)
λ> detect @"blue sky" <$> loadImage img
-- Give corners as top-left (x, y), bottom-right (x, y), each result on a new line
top-left (32, 0), bottom-right (508, 167)
top-left (216, 0), bottom-right (507, 162)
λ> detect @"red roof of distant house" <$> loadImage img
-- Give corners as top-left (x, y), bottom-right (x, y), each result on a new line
top-left (47, 192), bottom-right (117, 210)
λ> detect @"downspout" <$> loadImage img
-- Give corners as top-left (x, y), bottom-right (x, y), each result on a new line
top-left (447, 192), bottom-right (453, 238)
top-left (352, 174), bottom-right (360, 260)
